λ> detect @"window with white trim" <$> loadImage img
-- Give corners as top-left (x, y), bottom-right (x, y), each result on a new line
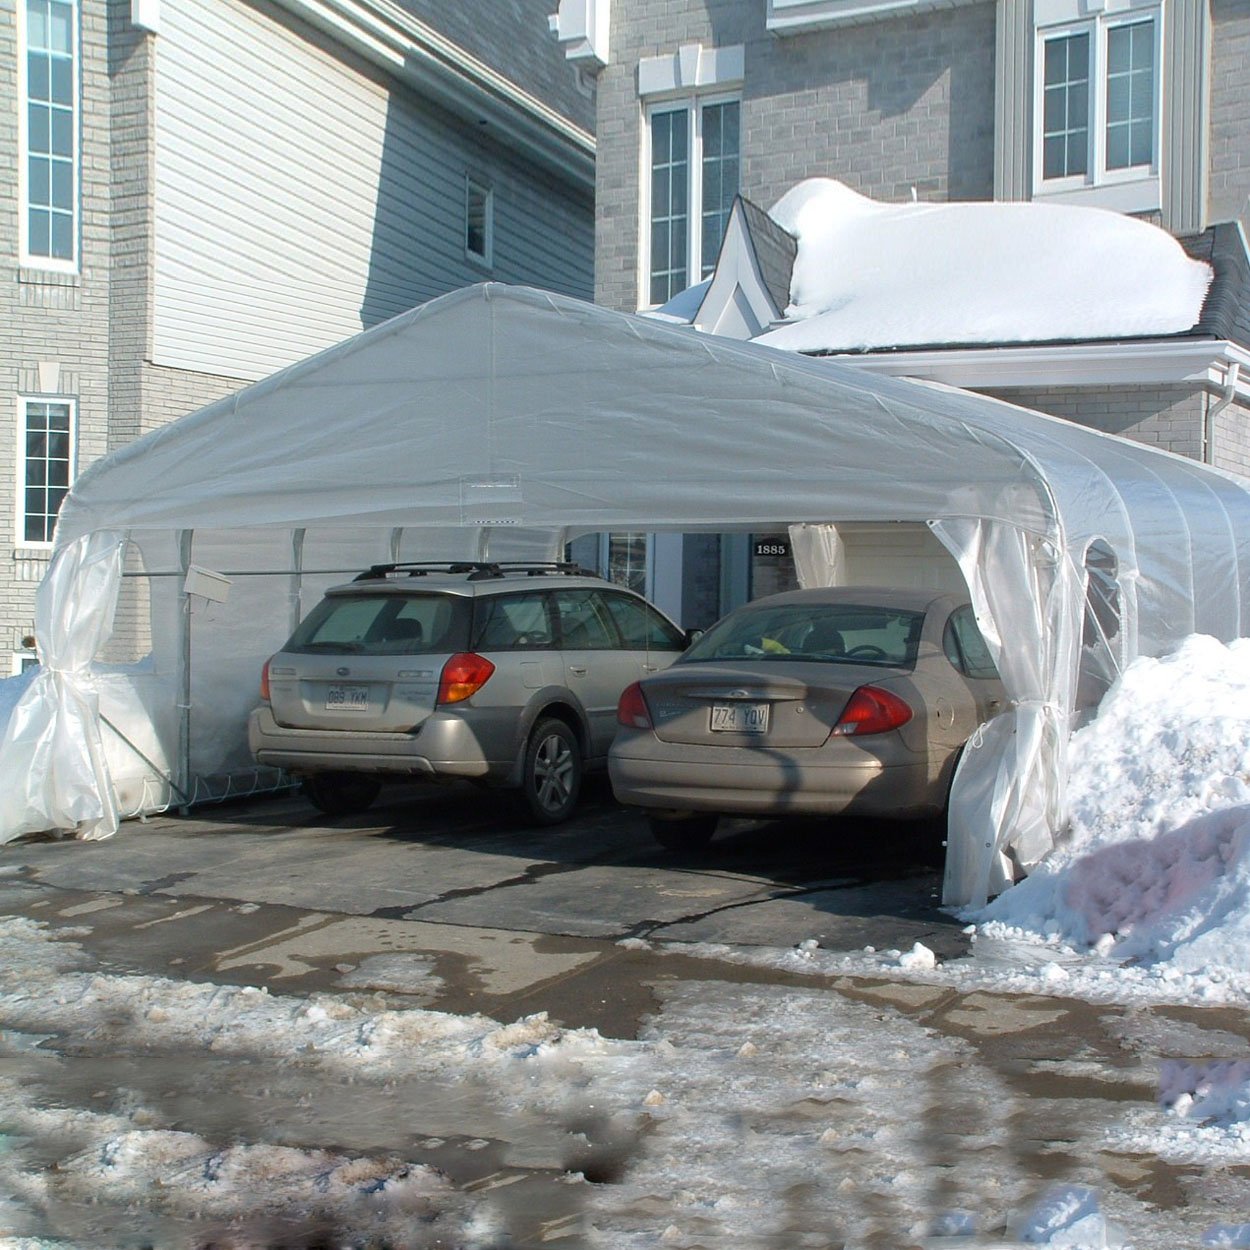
top-left (1036, 9), bottom-right (1159, 195)
top-left (20, 0), bottom-right (78, 269)
top-left (645, 97), bottom-right (740, 306)
top-left (18, 398), bottom-right (75, 546)
top-left (465, 177), bottom-right (493, 267)
top-left (11, 649), bottom-right (40, 676)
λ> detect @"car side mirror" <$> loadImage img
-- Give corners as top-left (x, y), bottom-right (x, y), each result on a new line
top-left (684, 629), bottom-right (704, 649)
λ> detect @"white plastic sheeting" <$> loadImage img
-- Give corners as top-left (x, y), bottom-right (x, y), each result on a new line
top-left (2, 283), bottom-right (1249, 906)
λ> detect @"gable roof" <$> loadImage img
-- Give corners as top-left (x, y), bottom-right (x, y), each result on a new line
top-left (661, 181), bottom-right (1250, 357)
top-left (736, 197), bottom-right (797, 318)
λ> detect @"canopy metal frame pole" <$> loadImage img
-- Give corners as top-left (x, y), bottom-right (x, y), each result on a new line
top-left (177, 529), bottom-right (193, 817)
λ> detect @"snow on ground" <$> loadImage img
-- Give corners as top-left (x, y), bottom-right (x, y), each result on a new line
top-left (0, 916), bottom-right (1236, 1248)
top-left (754, 179), bottom-right (1211, 353)
top-left (5, 633), bottom-right (1250, 1244)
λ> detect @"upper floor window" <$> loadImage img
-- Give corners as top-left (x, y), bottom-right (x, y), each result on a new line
top-left (465, 177), bottom-right (493, 267)
top-left (18, 398), bottom-right (75, 546)
top-left (646, 98), bottom-right (740, 306)
top-left (1036, 9), bottom-right (1158, 196)
top-left (21, 0), bottom-right (78, 269)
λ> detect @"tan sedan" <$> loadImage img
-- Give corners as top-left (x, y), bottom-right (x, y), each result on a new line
top-left (608, 587), bottom-right (1005, 850)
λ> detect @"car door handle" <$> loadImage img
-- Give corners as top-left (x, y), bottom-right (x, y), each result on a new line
top-left (642, 663), bottom-right (661, 672)
top-left (569, 665), bottom-right (587, 676)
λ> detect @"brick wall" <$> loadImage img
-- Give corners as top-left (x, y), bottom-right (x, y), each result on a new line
top-left (596, 0), bottom-right (997, 312)
top-left (106, 5), bottom-right (152, 452)
top-left (0, 0), bottom-right (114, 663)
top-left (984, 383), bottom-right (1211, 464)
top-left (1212, 396), bottom-right (1250, 477)
top-left (1210, 0), bottom-right (1250, 231)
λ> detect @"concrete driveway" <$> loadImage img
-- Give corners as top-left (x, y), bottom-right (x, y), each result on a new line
top-left (0, 777), bottom-right (958, 1034)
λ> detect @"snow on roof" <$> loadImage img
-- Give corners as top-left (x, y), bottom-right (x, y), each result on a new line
top-left (755, 179), bottom-right (1213, 353)
top-left (647, 277), bottom-right (711, 324)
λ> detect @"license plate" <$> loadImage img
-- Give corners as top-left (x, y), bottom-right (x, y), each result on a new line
top-left (326, 684), bottom-right (369, 711)
top-left (710, 703), bottom-right (769, 734)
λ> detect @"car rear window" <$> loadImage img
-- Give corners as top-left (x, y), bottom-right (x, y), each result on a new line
top-left (285, 593), bottom-right (470, 656)
top-left (683, 603), bottom-right (925, 668)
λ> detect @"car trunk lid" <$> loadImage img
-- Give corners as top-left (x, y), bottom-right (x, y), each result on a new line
top-left (642, 661), bottom-right (891, 748)
top-left (267, 649), bottom-right (447, 732)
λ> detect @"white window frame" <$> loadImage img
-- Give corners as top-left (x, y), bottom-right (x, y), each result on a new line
top-left (465, 176), bottom-right (494, 269)
top-left (16, 396), bottom-right (76, 550)
top-left (597, 532), bottom-right (656, 600)
top-left (1032, 1), bottom-right (1162, 211)
top-left (640, 92), bottom-right (740, 310)
top-left (11, 650), bottom-right (40, 676)
top-left (18, 0), bottom-right (81, 273)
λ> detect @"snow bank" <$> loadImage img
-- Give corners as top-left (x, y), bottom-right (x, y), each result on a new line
top-left (756, 179), bottom-right (1211, 353)
top-left (976, 635), bottom-right (1250, 983)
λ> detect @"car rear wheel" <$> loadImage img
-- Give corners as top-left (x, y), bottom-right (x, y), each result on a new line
top-left (519, 718), bottom-right (582, 825)
top-left (304, 771), bottom-right (382, 817)
top-left (648, 813), bottom-right (718, 852)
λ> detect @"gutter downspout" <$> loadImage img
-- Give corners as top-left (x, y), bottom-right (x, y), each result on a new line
top-left (1204, 362), bottom-right (1241, 464)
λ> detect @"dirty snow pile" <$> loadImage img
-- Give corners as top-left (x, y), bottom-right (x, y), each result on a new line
top-left (0, 916), bottom-right (1231, 1249)
top-left (976, 635), bottom-right (1250, 986)
top-left (755, 178), bottom-right (1211, 353)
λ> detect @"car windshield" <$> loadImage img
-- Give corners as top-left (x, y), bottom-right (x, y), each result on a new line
top-left (682, 602), bottom-right (925, 668)
top-left (284, 593), bottom-right (471, 656)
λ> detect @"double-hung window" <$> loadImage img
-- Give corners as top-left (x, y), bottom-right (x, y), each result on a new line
top-left (18, 399), bottom-right (74, 546)
top-left (1036, 6), bottom-right (1159, 198)
top-left (646, 97), bottom-right (740, 306)
top-left (20, 0), bottom-right (78, 269)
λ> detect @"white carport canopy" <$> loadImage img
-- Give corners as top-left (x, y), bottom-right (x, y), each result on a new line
top-left (4, 283), bottom-right (1250, 906)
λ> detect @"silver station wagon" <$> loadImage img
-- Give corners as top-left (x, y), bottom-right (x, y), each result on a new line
top-left (608, 586), bottom-right (1005, 850)
top-left (248, 562), bottom-right (688, 822)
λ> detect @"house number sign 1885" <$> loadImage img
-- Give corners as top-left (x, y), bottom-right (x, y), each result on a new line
top-left (753, 537), bottom-right (791, 558)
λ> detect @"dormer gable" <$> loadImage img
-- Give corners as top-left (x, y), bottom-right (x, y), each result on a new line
top-left (691, 196), bottom-right (797, 339)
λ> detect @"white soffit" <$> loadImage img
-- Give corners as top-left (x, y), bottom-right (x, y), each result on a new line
top-left (638, 43), bottom-right (744, 97)
top-left (131, 0), bottom-right (160, 31)
top-left (766, 0), bottom-right (980, 32)
top-left (273, 0), bottom-right (594, 187)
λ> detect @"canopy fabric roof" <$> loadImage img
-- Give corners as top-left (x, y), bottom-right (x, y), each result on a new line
top-left (8, 284), bottom-right (1250, 906)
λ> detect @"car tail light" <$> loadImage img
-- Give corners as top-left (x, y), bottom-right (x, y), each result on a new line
top-left (830, 685), bottom-right (913, 737)
top-left (437, 652), bottom-right (496, 705)
top-left (617, 681), bottom-right (653, 730)
top-left (260, 658), bottom-right (272, 702)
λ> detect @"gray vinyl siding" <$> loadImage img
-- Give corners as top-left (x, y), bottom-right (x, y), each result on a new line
top-left (153, 0), bottom-right (592, 382)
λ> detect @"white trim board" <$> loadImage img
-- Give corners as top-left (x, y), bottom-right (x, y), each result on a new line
top-left (807, 340), bottom-right (1250, 392)
top-left (273, 0), bottom-right (594, 188)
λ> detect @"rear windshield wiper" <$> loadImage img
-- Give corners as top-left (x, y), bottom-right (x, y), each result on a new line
top-left (298, 641), bottom-right (364, 653)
